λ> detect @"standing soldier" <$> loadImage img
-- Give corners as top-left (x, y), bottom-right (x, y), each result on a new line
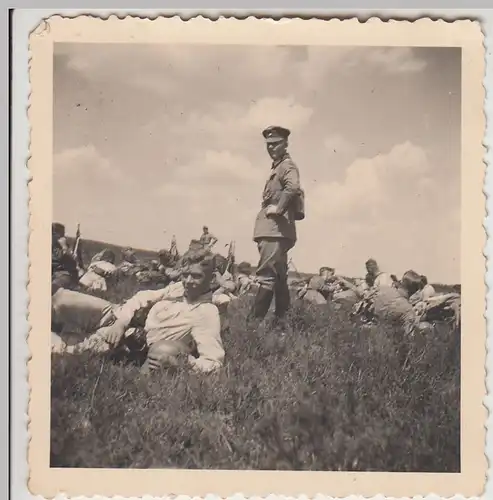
top-left (250, 125), bottom-right (304, 329)
top-left (199, 226), bottom-right (218, 250)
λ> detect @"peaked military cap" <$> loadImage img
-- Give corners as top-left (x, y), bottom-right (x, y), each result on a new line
top-left (262, 125), bottom-right (291, 143)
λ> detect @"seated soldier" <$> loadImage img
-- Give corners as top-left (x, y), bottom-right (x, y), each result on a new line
top-left (370, 285), bottom-right (418, 335)
top-left (235, 261), bottom-right (256, 296)
top-left (408, 272), bottom-right (436, 305)
top-left (357, 273), bottom-right (435, 336)
top-left (118, 247), bottom-right (139, 275)
top-left (136, 259), bottom-right (173, 288)
top-left (302, 267), bottom-right (348, 305)
top-left (79, 248), bottom-right (117, 293)
top-left (157, 249), bottom-right (182, 282)
top-left (51, 252), bottom-right (225, 374)
top-left (331, 275), bottom-right (367, 307)
top-left (209, 255), bottom-right (237, 331)
top-left (211, 255), bottom-right (236, 295)
top-left (52, 222), bottom-right (79, 295)
top-left (304, 267), bottom-right (334, 303)
top-left (365, 258), bottom-right (395, 289)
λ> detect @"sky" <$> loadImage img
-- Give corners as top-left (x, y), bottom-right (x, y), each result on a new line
top-left (53, 43), bottom-right (461, 283)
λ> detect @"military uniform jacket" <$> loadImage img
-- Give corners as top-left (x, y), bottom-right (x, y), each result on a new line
top-left (253, 153), bottom-right (300, 243)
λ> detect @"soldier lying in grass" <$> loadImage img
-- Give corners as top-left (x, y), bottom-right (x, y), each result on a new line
top-left (79, 248), bottom-right (117, 293)
top-left (351, 269), bottom-right (460, 333)
top-left (51, 250), bottom-right (225, 374)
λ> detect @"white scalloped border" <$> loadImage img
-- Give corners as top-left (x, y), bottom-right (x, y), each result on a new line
top-left (13, 10), bottom-right (491, 500)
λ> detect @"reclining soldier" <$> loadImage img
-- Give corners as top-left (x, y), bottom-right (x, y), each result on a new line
top-left (51, 251), bottom-right (225, 374)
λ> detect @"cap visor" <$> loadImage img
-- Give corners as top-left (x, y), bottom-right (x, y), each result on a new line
top-left (265, 137), bottom-right (284, 143)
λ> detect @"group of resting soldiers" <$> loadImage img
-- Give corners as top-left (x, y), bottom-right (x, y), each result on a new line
top-left (51, 222), bottom-right (262, 374)
top-left (295, 258), bottom-right (461, 335)
top-left (51, 218), bottom-right (460, 377)
top-left (50, 124), bottom-right (460, 375)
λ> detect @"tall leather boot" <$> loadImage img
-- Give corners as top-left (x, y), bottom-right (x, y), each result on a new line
top-left (248, 286), bottom-right (274, 322)
top-left (274, 280), bottom-right (291, 318)
top-left (272, 280), bottom-right (292, 334)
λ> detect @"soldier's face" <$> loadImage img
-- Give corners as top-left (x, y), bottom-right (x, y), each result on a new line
top-left (53, 226), bottom-right (65, 239)
top-left (266, 140), bottom-right (287, 160)
top-left (182, 263), bottom-right (212, 300)
top-left (321, 270), bottom-right (334, 280)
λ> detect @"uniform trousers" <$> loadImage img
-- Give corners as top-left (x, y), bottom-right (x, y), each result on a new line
top-left (251, 237), bottom-right (294, 320)
top-left (51, 288), bottom-right (190, 371)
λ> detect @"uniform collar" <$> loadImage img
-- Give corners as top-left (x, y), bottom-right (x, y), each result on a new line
top-left (271, 152), bottom-right (290, 169)
top-left (183, 288), bottom-right (214, 308)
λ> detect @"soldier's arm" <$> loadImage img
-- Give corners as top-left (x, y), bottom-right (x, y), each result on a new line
top-left (114, 282), bottom-right (184, 326)
top-left (336, 276), bottom-right (359, 293)
top-left (188, 304), bottom-right (224, 373)
top-left (214, 272), bottom-right (236, 293)
top-left (277, 163), bottom-right (301, 214)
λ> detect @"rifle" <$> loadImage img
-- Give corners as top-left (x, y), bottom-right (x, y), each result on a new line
top-left (72, 223), bottom-right (84, 274)
top-left (288, 258), bottom-right (303, 280)
top-left (288, 258), bottom-right (309, 289)
top-left (72, 223), bottom-right (81, 257)
top-left (226, 241), bottom-right (235, 274)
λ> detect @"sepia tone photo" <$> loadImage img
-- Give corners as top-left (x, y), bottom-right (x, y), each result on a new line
top-left (27, 16), bottom-right (486, 498)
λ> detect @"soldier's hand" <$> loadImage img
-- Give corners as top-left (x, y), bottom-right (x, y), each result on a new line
top-left (102, 321), bottom-right (127, 346)
top-left (265, 204), bottom-right (280, 216)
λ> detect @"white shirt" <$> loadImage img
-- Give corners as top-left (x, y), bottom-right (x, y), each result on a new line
top-left (410, 284), bottom-right (436, 305)
top-left (373, 272), bottom-right (395, 288)
top-left (79, 260), bottom-right (117, 291)
top-left (115, 282), bottom-right (224, 373)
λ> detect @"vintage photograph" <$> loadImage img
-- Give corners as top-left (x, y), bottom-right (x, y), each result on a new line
top-left (27, 16), bottom-right (486, 499)
top-left (51, 40), bottom-right (463, 469)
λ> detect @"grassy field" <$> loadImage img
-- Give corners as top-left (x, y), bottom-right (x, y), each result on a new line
top-left (51, 272), bottom-right (460, 471)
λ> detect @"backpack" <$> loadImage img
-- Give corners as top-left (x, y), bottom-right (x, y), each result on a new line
top-left (292, 188), bottom-right (305, 221)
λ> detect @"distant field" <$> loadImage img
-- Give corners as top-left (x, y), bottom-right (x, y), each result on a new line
top-left (67, 237), bottom-right (161, 266)
top-left (68, 236), bottom-right (460, 293)
top-left (68, 236), bottom-right (460, 295)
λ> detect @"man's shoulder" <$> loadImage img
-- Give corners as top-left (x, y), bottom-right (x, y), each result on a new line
top-left (198, 299), bottom-right (219, 311)
top-left (376, 271), bottom-right (392, 281)
top-left (195, 301), bottom-right (220, 321)
top-left (279, 155), bottom-right (298, 171)
top-left (166, 281), bottom-right (185, 293)
top-left (150, 281), bottom-right (185, 300)
top-left (309, 276), bottom-right (324, 288)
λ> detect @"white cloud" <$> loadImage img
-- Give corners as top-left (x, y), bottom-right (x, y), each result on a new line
top-left (365, 48), bottom-right (427, 74)
top-left (159, 150), bottom-right (264, 188)
top-left (290, 140), bottom-right (460, 282)
top-left (58, 44), bottom-right (294, 98)
top-left (297, 47), bottom-right (356, 90)
top-left (54, 144), bottom-right (124, 182)
top-left (243, 97), bottom-right (314, 132)
top-left (54, 44), bottom-right (459, 283)
top-left (308, 141), bottom-right (430, 217)
top-left (298, 46), bottom-right (427, 90)
top-left (167, 97), bottom-right (313, 145)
